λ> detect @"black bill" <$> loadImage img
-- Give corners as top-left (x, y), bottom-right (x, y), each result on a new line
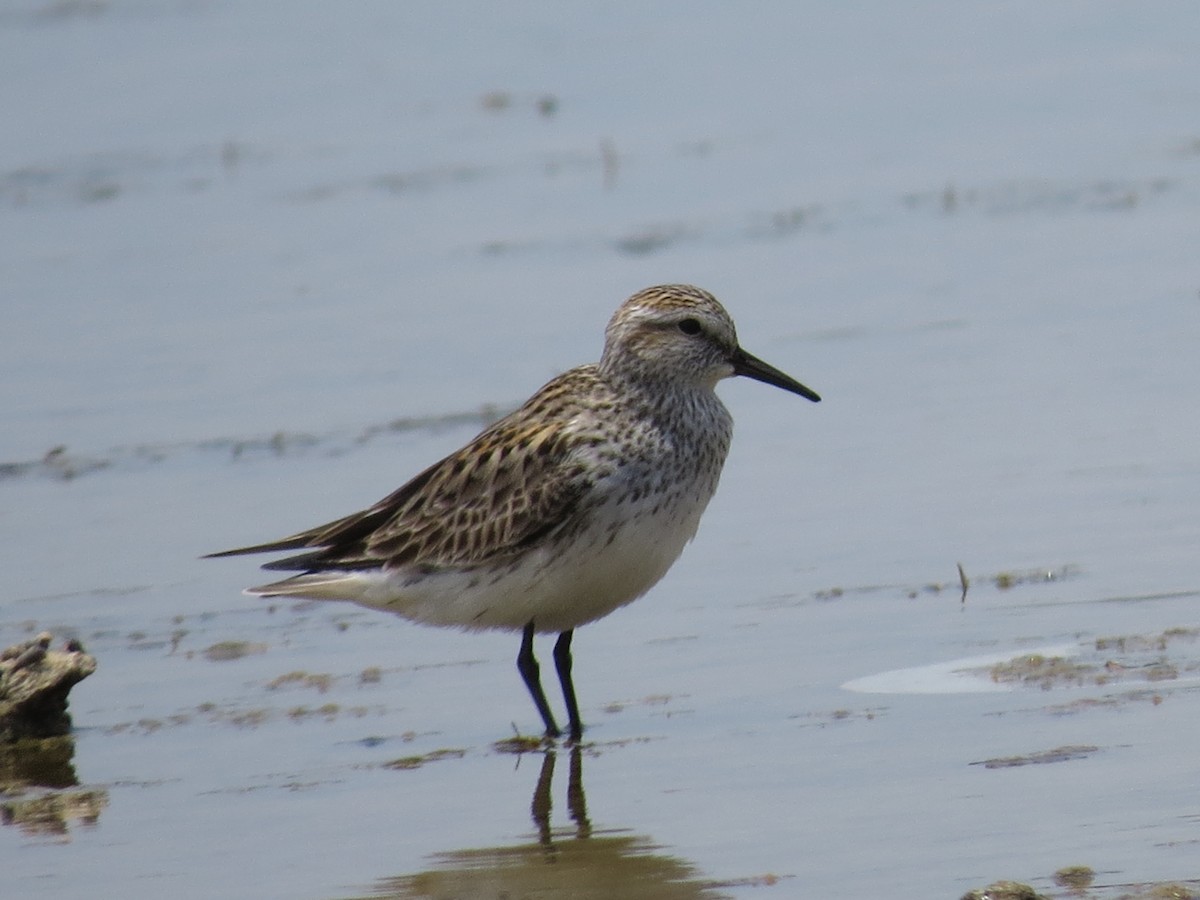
top-left (731, 347), bottom-right (821, 402)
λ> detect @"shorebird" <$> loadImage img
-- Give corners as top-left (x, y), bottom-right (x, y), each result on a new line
top-left (207, 284), bottom-right (819, 740)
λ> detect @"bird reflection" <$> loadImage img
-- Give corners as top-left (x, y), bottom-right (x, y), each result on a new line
top-left (356, 745), bottom-right (727, 900)
top-left (530, 744), bottom-right (591, 847)
top-left (0, 736), bottom-right (107, 838)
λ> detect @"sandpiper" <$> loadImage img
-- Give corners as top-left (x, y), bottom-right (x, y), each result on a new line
top-left (207, 284), bottom-right (819, 740)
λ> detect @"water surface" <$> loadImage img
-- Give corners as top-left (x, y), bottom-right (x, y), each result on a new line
top-left (3, 3), bottom-right (1199, 898)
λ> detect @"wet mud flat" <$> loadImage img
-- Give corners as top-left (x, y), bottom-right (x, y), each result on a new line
top-left (3, 526), bottom-right (1199, 899)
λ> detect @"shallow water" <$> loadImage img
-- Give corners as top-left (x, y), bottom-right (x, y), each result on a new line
top-left (3, 3), bottom-right (1199, 898)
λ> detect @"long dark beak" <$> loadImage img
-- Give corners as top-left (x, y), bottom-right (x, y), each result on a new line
top-left (731, 347), bottom-right (821, 402)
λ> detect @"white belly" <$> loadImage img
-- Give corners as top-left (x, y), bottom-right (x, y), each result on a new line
top-left (351, 484), bottom-right (712, 634)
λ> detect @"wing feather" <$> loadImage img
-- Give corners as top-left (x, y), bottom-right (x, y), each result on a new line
top-left (205, 370), bottom-right (605, 573)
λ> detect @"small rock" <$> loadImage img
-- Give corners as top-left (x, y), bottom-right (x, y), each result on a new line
top-left (960, 881), bottom-right (1050, 900)
top-left (1, 634), bottom-right (97, 742)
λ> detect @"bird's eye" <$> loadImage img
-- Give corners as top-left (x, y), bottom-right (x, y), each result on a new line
top-left (677, 318), bottom-right (702, 336)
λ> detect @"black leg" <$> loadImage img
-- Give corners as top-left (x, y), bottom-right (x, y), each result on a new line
top-left (566, 744), bottom-right (591, 838)
top-left (531, 750), bottom-right (556, 848)
top-left (553, 630), bottom-right (583, 741)
top-left (517, 622), bottom-right (561, 737)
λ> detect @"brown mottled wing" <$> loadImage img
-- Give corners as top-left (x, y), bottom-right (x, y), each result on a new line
top-left (206, 413), bottom-right (593, 573)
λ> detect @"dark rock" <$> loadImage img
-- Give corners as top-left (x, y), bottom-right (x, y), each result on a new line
top-left (1, 634), bottom-right (96, 742)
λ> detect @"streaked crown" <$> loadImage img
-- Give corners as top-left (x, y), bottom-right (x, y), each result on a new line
top-left (599, 285), bottom-right (739, 390)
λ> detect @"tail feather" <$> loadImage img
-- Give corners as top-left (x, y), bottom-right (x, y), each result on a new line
top-left (246, 571), bottom-right (373, 601)
top-left (203, 502), bottom-right (397, 567)
top-left (203, 537), bottom-right (311, 560)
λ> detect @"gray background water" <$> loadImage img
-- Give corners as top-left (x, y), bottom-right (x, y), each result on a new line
top-left (3, 3), bottom-right (1198, 897)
